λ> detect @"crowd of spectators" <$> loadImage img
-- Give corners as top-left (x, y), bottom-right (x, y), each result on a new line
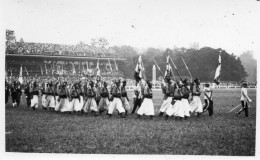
top-left (6, 41), bottom-right (119, 58)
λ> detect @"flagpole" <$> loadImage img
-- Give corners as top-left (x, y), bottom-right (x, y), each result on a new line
top-left (169, 56), bottom-right (183, 81)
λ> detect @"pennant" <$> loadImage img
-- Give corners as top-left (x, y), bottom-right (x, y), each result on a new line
top-left (165, 55), bottom-right (173, 81)
top-left (18, 65), bottom-right (23, 84)
top-left (134, 55), bottom-right (145, 82)
top-left (108, 59), bottom-right (113, 72)
top-left (214, 53), bottom-right (221, 85)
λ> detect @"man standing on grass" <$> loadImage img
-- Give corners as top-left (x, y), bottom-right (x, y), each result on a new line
top-left (131, 81), bottom-right (142, 114)
top-left (236, 82), bottom-right (252, 117)
top-left (203, 83), bottom-right (213, 116)
top-left (30, 81), bottom-right (40, 110)
top-left (190, 78), bottom-right (203, 117)
top-left (121, 80), bottom-right (131, 116)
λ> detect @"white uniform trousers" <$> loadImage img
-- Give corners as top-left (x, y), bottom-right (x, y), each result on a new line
top-left (54, 96), bottom-right (60, 111)
top-left (45, 95), bottom-right (55, 108)
top-left (108, 97), bottom-right (125, 114)
top-left (182, 98), bottom-right (191, 117)
top-left (137, 98), bottom-right (155, 116)
top-left (72, 98), bottom-right (82, 111)
top-left (190, 96), bottom-right (203, 113)
top-left (42, 94), bottom-right (46, 107)
top-left (166, 100), bottom-right (184, 117)
top-left (83, 98), bottom-right (98, 113)
top-left (159, 97), bottom-right (172, 113)
top-left (57, 98), bottom-right (69, 112)
top-left (121, 97), bottom-right (131, 111)
top-left (31, 95), bottom-right (39, 108)
top-left (98, 97), bottom-right (109, 112)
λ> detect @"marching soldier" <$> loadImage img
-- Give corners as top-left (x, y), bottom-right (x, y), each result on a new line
top-left (24, 82), bottom-right (31, 108)
top-left (159, 78), bottom-right (174, 117)
top-left (165, 81), bottom-right (184, 120)
top-left (181, 79), bottom-right (191, 119)
top-left (56, 81), bottom-right (69, 113)
top-left (5, 80), bottom-right (10, 104)
top-left (41, 81), bottom-right (47, 110)
top-left (236, 81), bottom-right (252, 117)
top-left (30, 81), bottom-right (40, 110)
top-left (121, 80), bottom-right (131, 116)
top-left (98, 81), bottom-right (109, 114)
top-left (11, 81), bottom-right (22, 107)
top-left (203, 83), bottom-right (213, 116)
top-left (131, 81), bottom-right (142, 114)
top-left (83, 81), bottom-right (99, 116)
top-left (107, 79), bottom-right (126, 118)
top-left (71, 83), bottom-right (81, 113)
top-left (190, 78), bottom-right (203, 117)
top-left (137, 80), bottom-right (154, 119)
top-left (45, 82), bottom-right (56, 111)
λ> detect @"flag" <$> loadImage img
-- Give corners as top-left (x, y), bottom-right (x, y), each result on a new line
top-left (96, 59), bottom-right (101, 81)
top-left (45, 63), bottom-right (48, 75)
top-left (165, 55), bottom-right (173, 81)
top-left (18, 65), bottom-right (23, 84)
top-left (114, 58), bottom-right (118, 71)
top-left (72, 63), bottom-right (76, 75)
top-left (108, 59), bottom-right (113, 72)
top-left (24, 67), bottom-right (29, 76)
top-left (134, 55), bottom-right (145, 82)
top-left (214, 53), bottom-right (221, 85)
top-left (40, 66), bottom-right (43, 75)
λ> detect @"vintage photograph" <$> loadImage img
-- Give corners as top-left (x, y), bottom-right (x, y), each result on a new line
top-left (2, 0), bottom-right (259, 158)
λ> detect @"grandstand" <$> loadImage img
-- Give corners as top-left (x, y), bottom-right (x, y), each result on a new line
top-left (5, 30), bottom-right (126, 77)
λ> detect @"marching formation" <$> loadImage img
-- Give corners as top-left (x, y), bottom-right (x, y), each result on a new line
top-left (5, 53), bottom-right (253, 119)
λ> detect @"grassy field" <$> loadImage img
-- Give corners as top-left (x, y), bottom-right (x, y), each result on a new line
top-left (5, 89), bottom-right (256, 155)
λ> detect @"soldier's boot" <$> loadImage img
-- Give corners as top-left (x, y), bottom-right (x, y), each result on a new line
top-left (125, 111), bottom-right (128, 116)
top-left (108, 113), bottom-right (112, 117)
top-left (32, 106), bottom-right (35, 110)
top-left (165, 115), bottom-right (169, 120)
top-left (94, 111), bottom-right (99, 116)
top-left (120, 113), bottom-right (126, 118)
top-left (150, 115), bottom-right (154, 120)
top-left (159, 112), bottom-right (164, 117)
top-left (136, 114), bottom-right (141, 119)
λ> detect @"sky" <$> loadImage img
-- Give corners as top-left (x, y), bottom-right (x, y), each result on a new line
top-left (1, 0), bottom-right (260, 57)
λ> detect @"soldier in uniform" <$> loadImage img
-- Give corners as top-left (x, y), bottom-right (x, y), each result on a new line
top-left (203, 83), bottom-right (213, 116)
top-left (98, 81), bottom-right (109, 114)
top-left (70, 83), bottom-right (81, 113)
top-left (83, 81), bottom-right (99, 116)
top-left (236, 81), bottom-right (252, 117)
top-left (56, 81), bottom-right (69, 113)
top-left (5, 80), bottom-right (10, 104)
top-left (190, 78), bottom-right (203, 117)
top-left (11, 81), bottom-right (22, 107)
top-left (131, 81), bottom-right (142, 114)
top-left (121, 80), bottom-right (131, 116)
top-left (30, 81), bottom-right (40, 110)
top-left (45, 82), bottom-right (56, 111)
top-left (41, 81), bottom-right (47, 110)
top-left (181, 79), bottom-right (191, 119)
top-left (24, 82), bottom-right (31, 108)
top-left (165, 81), bottom-right (184, 120)
top-left (107, 79), bottom-right (126, 118)
top-left (159, 78), bottom-right (174, 117)
top-left (137, 80), bottom-right (154, 119)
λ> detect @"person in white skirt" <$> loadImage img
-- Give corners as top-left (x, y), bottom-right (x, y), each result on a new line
top-left (121, 80), bottom-right (131, 116)
top-left (30, 81), bottom-right (40, 110)
top-left (190, 78), bottom-right (203, 117)
top-left (180, 79), bottom-right (191, 119)
top-left (56, 82), bottom-right (69, 113)
top-left (137, 80), bottom-right (154, 119)
top-left (54, 82), bottom-right (60, 113)
top-left (70, 83), bottom-right (82, 113)
top-left (98, 81), bottom-right (110, 115)
top-left (45, 82), bottom-right (56, 111)
top-left (159, 79), bottom-right (174, 117)
top-left (107, 79), bottom-right (126, 118)
top-left (41, 82), bottom-right (47, 110)
top-left (165, 81), bottom-right (184, 120)
top-left (83, 81), bottom-right (99, 116)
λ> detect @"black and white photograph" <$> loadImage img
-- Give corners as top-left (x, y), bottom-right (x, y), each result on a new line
top-left (1, 0), bottom-right (259, 159)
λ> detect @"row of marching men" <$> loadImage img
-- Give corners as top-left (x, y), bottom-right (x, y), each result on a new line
top-left (6, 77), bottom-right (213, 120)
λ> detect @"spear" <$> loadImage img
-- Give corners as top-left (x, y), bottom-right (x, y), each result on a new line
top-left (169, 56), bottom-right (183, 81)
top-left (181, 56), bottom-right (193, 79)
top-left (153, 59), bottom-right (165, 80)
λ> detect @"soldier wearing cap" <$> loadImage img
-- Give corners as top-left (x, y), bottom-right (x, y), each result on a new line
top-left (121, 80), bottom-right (131, 116)
top-left (45, 81), bottom-right (56, 111)
top-left (98, 81), bottom-right (110, 114)
top-left (56, 81), bottom-right (69, 113)
top-left (137, 80), bottom-right (154, 119)
top-left (236, 81), bottom-right (252, 117)
top-left (83, 80), bottom-right (99, 116)
top-left (131, 81), bottom-right (142, 114)
top-left (11, 81), bottom-right (22, 107)
top-left (159, 77), bottom-right (174, 117)
top-left (203, 83), bottom-right (213, 116)
top-left (107, 79), bottom-right (126, 118)
top-left (30, 81), bottom-right (40, 110)
top-left (190, 78), bottom-right (203, 117)
top-left (181, 79), bottom-right (191, 119)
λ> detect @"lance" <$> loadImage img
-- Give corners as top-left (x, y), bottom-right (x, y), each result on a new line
top-left (229, 104), bottom-right (241, 113)
top-left (169, 56), bottom-right (183, 81)
top-left (153, 59), bottom-right (165, 80)
top-left (181, 56), bottom-right (193, 79)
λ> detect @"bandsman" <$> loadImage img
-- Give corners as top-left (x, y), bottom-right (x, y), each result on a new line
top-left (190, 78), bottom-right (203, 117)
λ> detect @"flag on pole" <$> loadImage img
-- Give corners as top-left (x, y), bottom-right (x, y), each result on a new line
top-left (108, 58), bottom-right (113, 72)
top-left (165, 55), bottom-right (173, 81)
top-left (72, 63), bottom-right (76, 75)
top-left (40, 66), bottom-right (43, 75)
top-left (114, 58), bottom-right (118, 71)
top-left (18, 65), bottom-right (23, 84)
top-left (134, 55), bottom-right (145, 82)
top-left (24, 66), bottom-right (29, 77)
top-left (96, 59), bottom-right (101, 81)
top-left (45, 63), bottom-right (48, 75)
top-left (214, 52), bottom-right (221, 85)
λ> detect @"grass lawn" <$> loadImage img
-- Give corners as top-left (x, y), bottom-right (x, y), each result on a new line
top-left (5, 89), bottom-right (256, 155)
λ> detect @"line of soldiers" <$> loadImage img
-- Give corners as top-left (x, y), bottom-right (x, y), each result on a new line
top-left (6, 76), bottom-right (214, 119)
